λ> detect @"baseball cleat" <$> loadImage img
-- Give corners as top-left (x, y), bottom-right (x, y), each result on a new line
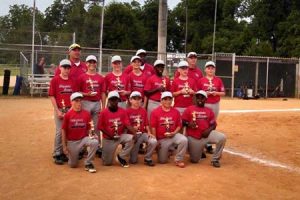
top-left (85, 163), bottom-right (96, 173)
top-left (206, 145), bottom-right (214, 154)
top-left (211, 160), bottom-right (221, 168)
top-left (144, 159), bottom-right (155, 167)
top-left (60, 154), bottom-right (69, 162)
top-left (53, 155), bottom-right (64, 165)
top-left (116, 154), bottom-right (129, 168)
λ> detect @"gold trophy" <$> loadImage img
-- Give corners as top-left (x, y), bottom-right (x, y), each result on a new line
top-left (135, 116), bottom-right (142, 135)
top-left (89, 121), bottom-right (96, 139)
top-left (192, 111), bottom-right (198, 128)
top-left (208, 78), bottom-right (214, 94)
top-left (61, 99), bottom-right (67, 113)
top-left (164, 117), bottom-right (172, 137)
top-left (113, 119), bottom-right (120, 139)
top-left (88, 77), bottom-right (97, 95)
top-left (116, 76), bottom-right (122, 91)
top-left (162, 79), bottom-right (166, 89)
top-left (183, 82), bottom-right (190, 97)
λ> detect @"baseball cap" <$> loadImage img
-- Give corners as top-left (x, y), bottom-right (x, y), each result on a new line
top-left (136, 49), bottom-right (146, 56)
top-left (130, 56), bottom-right (141, 63)
top-left (59, 59), bottom-right (71, 68)
top-left (178, 60), bottom-right (189, 68)
top-left (86, 55), bottom-right (97, 62)
top-left (161, 91), bottom-right (173, 100)
top-left (154, 59), bottom-right (165, 67)
top-left (129, 91), bottom-right (142, 98)
top-left (205, 61), bottom-right (216, 68)
top-left (111, 55), bottom-right (122, 63)
top-left (107, 91), bottom-right (120, 100)
top-left (69, 43), bottom-right (81, 51)
top-left (70, 92), bottom-right (83, 101)
top-left (187, 52), bottom-right (197, 58)
top-left (195, 90), bottom-right (207, 98)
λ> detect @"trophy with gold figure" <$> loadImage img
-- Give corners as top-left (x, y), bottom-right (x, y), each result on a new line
top-left (207, 78), bottom-right (214, 94)
top-left (89, 121), bottom-right (96, 139)
top-left (88, 77), bottom-right (97, 95)
top-left (162, 79), bottom-right (166, 89)
top-left (135, 116), bottom-right (143, 135)
top-left (192, 111), bottom-right (198, 128)
top-left (116, 76), bottom-right (122, 91)
top-left (164, 117), bottom-right (172, 137)
top-left (61, 99), bottom-right (67, 113)
top-left (183, 82), bottom-right (190, 97)
top-left (113, 119), bottom-right (120, 139)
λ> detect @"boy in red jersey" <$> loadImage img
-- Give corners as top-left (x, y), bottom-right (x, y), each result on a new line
top-left (98, 91), bottom-right (136, 167)
top-left (49, 59), bottom-right (76, 165)
top-left (55, 43), bottom-right (87, 80)
top-left (144, 59), bottom-right (171, 119)
top-left (182, 90), bottom-right (226, 168)
top-left (104, 55), bottom-right (130, 109)
top-left (62, 92), bottom-right (99, 173)
top-left (171, 60), bottom-right (197, 115)
top-left (174, 52), bottom-right (203, 80)
top-left (150, 92), bottom-right (187, 168)
top-left (126, 91), bottom-right (157, 166)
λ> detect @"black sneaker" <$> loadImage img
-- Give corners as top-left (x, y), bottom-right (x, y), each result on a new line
top-left (116, 154), bottom-right (129, 168)
top-left (53, 155), bottom-right (64, 165)
top-left (85, 163), bottom-right (96, 173)
top-left (206, 145), bottom-right (214, 154)
top-left (78, 150), bottom-right (85, 160)
top-left (201, 152), bottom-right (207, 159)
top-left (60, 154), bottom-right (69, 162)
top-left (96, 147), bottom-right (102, 158)
top-left (144, 159), bottom-right (155, 167)
top-left (211, 160), bottom-right (221, 168)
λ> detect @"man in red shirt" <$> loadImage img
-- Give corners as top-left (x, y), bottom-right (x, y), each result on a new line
top-left (104, 55), bottom-right (130, 109)
top-left (128, 56), bottom-right (148, 107)
top-left (144, 60), bottom-right (171, 119)
top-left (171, 60), bottom-right (197, 115)
top-left (174, 52), bottom-right (203, 81)
top-left (126, 91), bottom-right (157, 166)
top-left (98, 91), bottom-right (136, 167)
top-left (182, 90), bottom-right (226, 168)
top-left (123, 49), bottom-right (155, 76)
top-left (49, 59), bottom-right (76, 165)
top-left (62, 92), bottom-right (99, 173)
top-left (150, 92), bottom-right (188, 168)
top-left (55, 43), bottom-right (87, 80)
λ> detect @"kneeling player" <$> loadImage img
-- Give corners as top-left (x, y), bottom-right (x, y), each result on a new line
top-left (62, 92), bottom-right (99, 173)
top-left (182, 90), bottom-right (226, 167)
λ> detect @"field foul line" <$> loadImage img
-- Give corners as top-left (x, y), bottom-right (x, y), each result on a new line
top-left (221, 108), bottom-right (300, 113)
top-left (224, 148), bottom-right (300, 174)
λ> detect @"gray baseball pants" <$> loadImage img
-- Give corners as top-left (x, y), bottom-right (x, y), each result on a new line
top-left (53, 109), bottom-right (63, 156)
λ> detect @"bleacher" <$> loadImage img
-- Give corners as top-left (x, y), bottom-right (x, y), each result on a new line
top-left (27, 74), bottom-right (54, 96)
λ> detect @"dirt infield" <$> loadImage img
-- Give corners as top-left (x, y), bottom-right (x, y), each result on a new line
top-left (0, 97), bottom-right (300, 200)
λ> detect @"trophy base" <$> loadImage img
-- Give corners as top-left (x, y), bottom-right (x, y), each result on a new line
top-left (183, 95), bottom-right (190, 97)
top-left (113, 135), bottom-right (120, 140)
top-left (136, 131), bottom-right (143, 135)
top-left (91, 91), bottom-right (98, 95)
top-left (165, 132), bottom-right (172, 137)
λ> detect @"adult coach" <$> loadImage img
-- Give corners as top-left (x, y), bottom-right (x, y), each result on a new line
top-left (174, 52), bottom-right (203, 80)
top-left (98, 91), bottom-right (136, 167)
top-left (49, 59), bottom-right (76, 165)
top-left (150, 92), bottom-right (187, 168)
top-left (182, 90), bottom-right (226, 167)
top-left (62, 92), bottom-right (99, 173)
top-left (55, 43), bottom-right (87, 80)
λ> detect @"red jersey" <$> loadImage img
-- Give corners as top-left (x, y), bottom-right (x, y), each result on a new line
top-left (128, 72), bottom-right (147, 99)
top-left (197, 76), bottom-right (225, 104)
top-left (77, 73), bottom-right (105, 101)
top-left (171, 77), bottom-right (197, 108)
top-left (126, 107), bottom-right (148, 134)
top-left (98, 107), bottom-right (130, 139)
top-left (48, 76), bottom-right (76, 108)
top-left (174, 66), bottom-right (203, 81)
top-left (182, 105), bottom-right (215, 139)
top-left (62, 109), bottom-right (91, 141)
top-left (104, 72), bottom-right (129, 101)
top-left (144, 75), bottom-right (171, 101)
top-left (123, 63), bottom-right (155, 77)
top-left (150, 106), bottom-right (181, 140)
top-left (55, 60), bottom-right (87, 80)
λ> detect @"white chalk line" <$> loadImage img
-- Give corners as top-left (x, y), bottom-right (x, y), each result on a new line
top-left (224, 148), bottom-right (300, 174)
top-left (221, 108), bottom-right (300, 113)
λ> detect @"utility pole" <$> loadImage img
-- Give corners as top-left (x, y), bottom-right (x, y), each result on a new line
top-left (31, 0), bottom-right (36, 74)
top-left (157, 0), bottom-right (168, 63)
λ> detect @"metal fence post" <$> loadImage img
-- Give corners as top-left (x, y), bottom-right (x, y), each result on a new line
top-left (265, 57), bottom-right (269, 98)
top-left (231, 53), bottom-right (235, 98)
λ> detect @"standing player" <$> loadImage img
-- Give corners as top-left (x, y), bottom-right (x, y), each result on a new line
top-left (182, 90), bottom-right (226, 167)
top-left (126, 91), bottom-right (157, 166)
top-left (77, 55), bottom-right (106, 155)
top-left (55, 43), bottom-right (87, 80)
top-left (171, 60), bottom-right (197, 115)
top-left (150, 92), bottom-right (188, 168)
top-left (197, 61), bottom-right (225, 119)
top-left (174, 52), bottom-right (203, 80)
top-left (124, 49), bottom-right (155, 76)
top-left (104, 55), bottom-right (130, 109)
top-left (62, 92), bottom-right (99, 173)
top-left (98, 91), bottom-right (136, 167)
top-left (128, 55), bottom-right (148, 107)
top-left (144, 59), bottom-right (171, 119)
top-left (49, 59), bottom-right (76, 165)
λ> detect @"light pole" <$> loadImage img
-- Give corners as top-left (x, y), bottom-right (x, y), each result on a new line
top-left (185, 0), bottom-right (188, 54)
top-left (212, 0), bottom-right (217, 61)
top-left (31, 0), bottom-right (36, 74)
top-left (99, 0), bottom-right (105, 73)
